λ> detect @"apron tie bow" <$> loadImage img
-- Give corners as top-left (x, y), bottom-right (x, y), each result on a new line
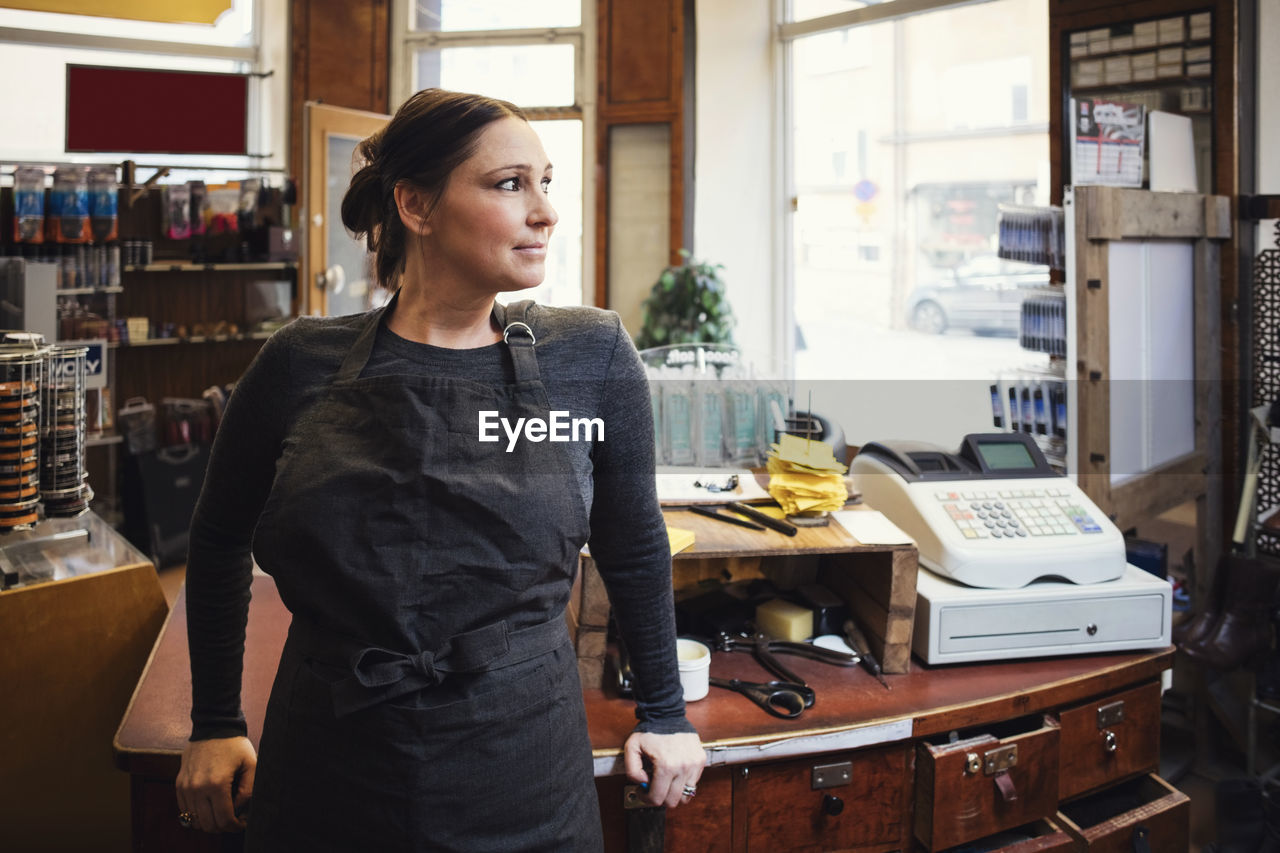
top-left (292, 616), bottom-right (568, 717)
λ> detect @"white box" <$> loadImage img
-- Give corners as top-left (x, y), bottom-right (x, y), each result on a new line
top-left (1071, 44), bottom-right (1091, 58)
top-left (1070, 30), bottom-right (1089, 45)
top-left (1086, 27), bottom-right (1110, 41)
top-left (1180, 87), bottom-right (1208, 111)
top-left (1134, 20), bottom-right (1158, 38)
top-left (1185, 46), bottom-right (1211, 63)
top-left (1133, 66), bottom-right (1158, 82)
top-left (1131, 51), bottom-right (1157, 69)
top-left (1149, 110), bottom-right (1197, 192)
top-left (1134, 31), bottom-right (1159, 48)
top-left (1157, 46), bottom-right (1184, 64)
top-left (1110, 34), bottom-right (1134, 52)
top-left (1186, 61), bottom-right (1212, 77)
top-left (1158, 16), bottom-right (1186, 44)
top-left (1189, 12), bottom-right (1211, 35)
top-left (1156, 63), bottom-right (1183, 79)
top-left (1088, 38), bottom-right (1112, 55)
top-left (1104, 56), bottom-right (1132, 84)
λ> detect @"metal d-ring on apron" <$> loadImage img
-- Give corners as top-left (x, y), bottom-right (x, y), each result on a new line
top-left (246, 293), bottom-right (599, 851)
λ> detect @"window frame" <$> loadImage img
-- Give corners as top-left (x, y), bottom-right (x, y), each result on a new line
top-left (389, 0), bottom-right (596, 305)
top-left (0, 0), bottom-right (287, 173)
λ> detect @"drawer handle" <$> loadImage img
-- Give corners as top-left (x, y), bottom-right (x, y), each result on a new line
top-left (1103, 729), bottom-right (1118, 753)
top-left (993, 769), bottom-right (1018, 803)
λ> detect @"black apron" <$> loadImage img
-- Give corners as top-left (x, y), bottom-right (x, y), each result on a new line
top-left (247, 297), bottom-right (602, 852)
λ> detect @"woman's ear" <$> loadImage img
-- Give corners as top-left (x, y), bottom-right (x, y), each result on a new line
top-left (393, 183), bottom-right (432, 237)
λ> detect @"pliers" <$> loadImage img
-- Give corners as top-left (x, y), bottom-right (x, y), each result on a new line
top-left (715, 632), bottom-right (860, 701)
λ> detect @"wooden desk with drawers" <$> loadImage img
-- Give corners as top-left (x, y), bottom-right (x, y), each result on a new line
top-left (116, 578), bottom-right (1183, 852)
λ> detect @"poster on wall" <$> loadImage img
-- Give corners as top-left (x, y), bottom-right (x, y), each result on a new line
top-left (1070, 97), bottom-right (1145, 187)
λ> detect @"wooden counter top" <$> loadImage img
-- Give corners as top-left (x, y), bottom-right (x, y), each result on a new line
top-left (115, 573), bottom-right (1173, 778)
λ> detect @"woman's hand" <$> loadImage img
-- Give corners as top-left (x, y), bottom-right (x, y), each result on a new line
top-left (623, 730), bottom-right (707, 808)
top-left (176, 736), bottom-right (257, 833)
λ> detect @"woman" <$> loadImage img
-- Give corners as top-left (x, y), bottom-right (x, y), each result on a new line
top-left (176, 88), bottom-right (705, 851)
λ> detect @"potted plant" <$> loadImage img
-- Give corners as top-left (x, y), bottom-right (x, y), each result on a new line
top-left (635, 250), bottom-right (736, 350)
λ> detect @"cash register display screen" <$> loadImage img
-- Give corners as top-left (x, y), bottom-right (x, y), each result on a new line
top-left (977, 441), bottom-right (1037, 470)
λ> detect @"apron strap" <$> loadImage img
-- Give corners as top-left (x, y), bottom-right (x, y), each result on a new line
top-left (336, 294), bottom-right (541, 383)
top-left (495, 300), bottom-right (541, 384)
top-left (291, 615), bottom-right (569, 717)
top-left (335, 290), bottom-right (398, 382)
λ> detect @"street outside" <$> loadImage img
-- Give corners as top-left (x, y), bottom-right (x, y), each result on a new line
top-left (793, 310), bottom-right (1046, 447)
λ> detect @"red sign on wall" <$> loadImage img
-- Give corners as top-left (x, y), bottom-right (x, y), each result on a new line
top-left (65, 65), bottom-right (249, 156)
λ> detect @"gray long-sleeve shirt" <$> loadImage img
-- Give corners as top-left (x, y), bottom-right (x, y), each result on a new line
top-left (186, 302), bottom-right (692, 740)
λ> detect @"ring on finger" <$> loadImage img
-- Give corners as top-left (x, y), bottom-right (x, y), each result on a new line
top-left (682, 785), bottom-right (697, 798)
top-left (178, 811), bottom-right (194, 829)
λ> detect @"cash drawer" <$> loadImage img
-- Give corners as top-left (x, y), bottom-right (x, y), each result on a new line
top-left (1056, 773), bottom-right (1189, 851)
top-left (915, 715), bottom-right (1061, 852)
top-left (1056, 681), bottom-right (1161, 800)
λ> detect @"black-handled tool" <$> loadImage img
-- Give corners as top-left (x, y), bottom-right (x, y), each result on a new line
top-left (726, 502), bottom-right (798, 536)
top-left (843, 619), bottom-right (890, 690)
top-left (709, 677), bottom-right (811, 718)
top-left (688, 505), bottom-right (766, 531)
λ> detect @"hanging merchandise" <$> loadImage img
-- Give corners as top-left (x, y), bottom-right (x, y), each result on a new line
top-left (188, 180), bottom-right (209, 236)
top-left (164, 183), bottom-right (192, 240)
top-left (996, 204), bottom-right (1065, 270)
top-left (13, 167), bottom-right (46, 244)
top-left (1019, 291), bottom-right (1068, 357)
top-left (50, 166), bottom-right (91, 243)
top-left (88, 166), bottom-right (119, 244)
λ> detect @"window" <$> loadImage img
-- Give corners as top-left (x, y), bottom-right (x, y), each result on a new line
top-left (0, 0), bottom-right (286, 173)
top-left (781, 0), bottom-right (1049, 448)
top-left (391, 0), bottom-right (592, 308)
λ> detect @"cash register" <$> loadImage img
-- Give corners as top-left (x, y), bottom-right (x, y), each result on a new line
top-left (851, 433), bottom-right (1171, 664)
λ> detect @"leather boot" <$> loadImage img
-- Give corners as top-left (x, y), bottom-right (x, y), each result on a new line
top-left (1260, 777), bottom-right (1280, 853)
top-left (1175, 553), bottom-right (1226, 647)
top-left (1260, 608), bottom-right (1280, 702)
top-left (1182, 555), bottom-right (1280, 670)
top-left (1208, 777), bottom-right (1263, 853)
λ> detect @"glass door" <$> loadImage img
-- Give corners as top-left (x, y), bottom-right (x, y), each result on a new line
top-left (304, 102), bottom-right (391, 316)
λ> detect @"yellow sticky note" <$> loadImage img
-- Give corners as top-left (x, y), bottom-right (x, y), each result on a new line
top-left (772, 433), bottom-right (848, 473)
top-left (667, 526), bottom-right (696, 555)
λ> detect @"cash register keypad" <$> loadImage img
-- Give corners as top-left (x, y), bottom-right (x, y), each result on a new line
top-left (934, 488), bottom-right (1104, 541)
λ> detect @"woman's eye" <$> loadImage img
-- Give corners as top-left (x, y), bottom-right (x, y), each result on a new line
top-left (497, 177), bottom-right (520, 191)
top-left (541, 177), bottom-right (552, 194)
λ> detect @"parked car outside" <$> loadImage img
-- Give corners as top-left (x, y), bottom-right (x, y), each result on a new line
top-left (906, 254), bottom-right (1049, 335)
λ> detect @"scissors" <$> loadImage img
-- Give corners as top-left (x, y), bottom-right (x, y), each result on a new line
top-left (709, 677), bottom-right (813, 719)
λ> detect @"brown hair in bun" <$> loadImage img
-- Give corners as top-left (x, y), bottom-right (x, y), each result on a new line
top-left (340, 88), bottom-right (526, 291)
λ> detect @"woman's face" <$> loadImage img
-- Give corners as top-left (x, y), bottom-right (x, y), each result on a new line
top-left (423, 116), bottom-right (559, 295)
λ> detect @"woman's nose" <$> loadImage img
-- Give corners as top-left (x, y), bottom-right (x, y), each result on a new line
top-left (530, 193), bottom-right (558, 229)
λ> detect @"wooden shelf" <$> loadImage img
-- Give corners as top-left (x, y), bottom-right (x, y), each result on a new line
top-left (1070, 77), bottom-right (1213, 96)
top-left (108, 331), bottom-right (274, 349)
top-left (56, 286), bottom-right (124, 295)
top-left (122, 261), bottom-right (295, 273)
top-left (1069, 37), bottom-right (1211, 62)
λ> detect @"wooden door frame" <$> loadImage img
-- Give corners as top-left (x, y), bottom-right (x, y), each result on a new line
top-left (302, 101), bottom-right (390, 315)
